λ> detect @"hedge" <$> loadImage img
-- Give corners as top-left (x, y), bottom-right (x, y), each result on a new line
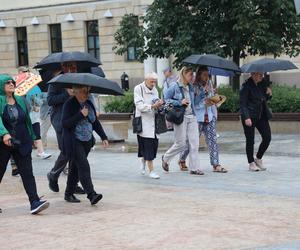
top-left (104, 85), bottom-right (300, 113)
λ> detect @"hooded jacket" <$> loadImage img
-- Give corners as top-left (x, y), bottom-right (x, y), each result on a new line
top-left (0, 74), bottom-right (35, 140)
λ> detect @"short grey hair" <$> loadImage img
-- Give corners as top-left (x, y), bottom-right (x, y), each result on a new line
top-left (144, 72), bottom-right (158, 80)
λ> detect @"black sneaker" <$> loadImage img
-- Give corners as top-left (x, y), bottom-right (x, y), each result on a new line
top-left (47, 173), bottom-right (59, 192)
top-left (12, 167), bottom-right (19, 176)
top-left (64, 194), bottom-right (81, 203)
top-left (30, 200), bottom-right (50, 215)
top-left (89, 192), bottom-right (103, 205)
top-left (74, 185), bottom-right (85, 194)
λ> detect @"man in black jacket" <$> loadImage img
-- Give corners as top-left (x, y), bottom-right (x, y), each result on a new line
top-left (240, 72), bottom-right (272, 172)
top-left (46, 63), bottom-right (84, 193)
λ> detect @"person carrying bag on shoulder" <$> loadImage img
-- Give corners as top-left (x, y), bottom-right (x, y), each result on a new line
top-left (133, 72), bottom-right (164, 179)
top-left (162, 67), bottom-right (203, 175)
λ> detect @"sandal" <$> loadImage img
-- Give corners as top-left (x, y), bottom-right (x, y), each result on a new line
top-left (162, 156), bottom-right (169, 172)
top-left (178, 160), bottom-right (188, 171)
top-left (190, 170), bottom-right (205, 175)
top-left (213, 165), bottom-right (228, 173)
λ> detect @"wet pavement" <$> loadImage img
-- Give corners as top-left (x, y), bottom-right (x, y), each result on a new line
top-left (0, 129), bottom-right (300, 250)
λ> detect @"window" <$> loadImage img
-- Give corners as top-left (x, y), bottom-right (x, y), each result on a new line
top-left (16, 27), bottom-right (28, 66)
top-left (127, 47), bottom-right (137, 61)
top-left (49, 24), bottom-right (62, 53)
top-left (86, 20), bottom-right (99, 59)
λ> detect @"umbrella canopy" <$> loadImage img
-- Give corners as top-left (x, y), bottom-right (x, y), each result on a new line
top-left (48, 73), bottom-right (124, 96)
top-left (208, 67), bottom-right (235, 77)
top-left (241, 58), bottom-right (298, 73)
top-left (33, 51), bottom-right (101, 70)
top-left (90, 67), bottom-right (106, 78)
top-left (183, 54), bottom-right (241, 72)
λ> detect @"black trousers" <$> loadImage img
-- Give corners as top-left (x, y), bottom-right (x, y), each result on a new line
top-left (242, 118), bottom-right (272, 163)
top-left (65, 139), bottom-right (95, 196)
top-left (0, 143), bottom-right (39, 204)
top-left (49, 130), bottom-right (68, 180)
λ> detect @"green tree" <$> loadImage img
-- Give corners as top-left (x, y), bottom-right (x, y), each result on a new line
top-left (113, 0), bottom-right (300, 91)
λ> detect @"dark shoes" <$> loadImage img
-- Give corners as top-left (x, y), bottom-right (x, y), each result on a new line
top-left (47, 173), bottom-right (59, 192)
top-left (30, 200), bottom-right (50, 215)
top-left (88, 192), bottom-right (103, 205)
top-left (162, 155), bottom-right (169, 172)
top-left (12, 167), bottom-right (19, 176)
top-left (64, 194), bottom-right (81, 203)
top-left (190, 170), bottom-right (205, 176)
top-left (74, 185), bottom-right (85, 194)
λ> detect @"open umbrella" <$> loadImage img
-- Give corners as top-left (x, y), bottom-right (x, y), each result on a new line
top-left (183, 54), bottom-right (241, 72)
top-left (14, 72), bottom-right (42, 96)
top-left (208, 67), bottom-right (235, 77)
top-left (33, 51), bottom-right (101, 70)
top-left (241, 58), bottom-right (298, 73)
top-left (48, 73), bottom-right (124, 96)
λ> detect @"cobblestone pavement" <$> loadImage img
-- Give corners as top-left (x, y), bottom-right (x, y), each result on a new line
top-left (0, 146), bottom-right (299, 249)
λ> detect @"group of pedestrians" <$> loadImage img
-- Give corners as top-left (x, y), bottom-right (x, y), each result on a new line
top-left (134, 66), bottom-right (272, 179)
top-left (0, 61), bottom-right (108, 214)
top-left (0, 61), bottom-right (273, 214)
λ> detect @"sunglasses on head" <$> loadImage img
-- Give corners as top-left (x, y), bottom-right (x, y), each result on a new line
top-left (5, 80), bottom-right (16, 86)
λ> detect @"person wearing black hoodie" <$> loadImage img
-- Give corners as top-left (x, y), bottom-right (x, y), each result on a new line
top-left (240, 72), bottom-right (272, 172)
top-left (46, 63), bottom-right (84, 194)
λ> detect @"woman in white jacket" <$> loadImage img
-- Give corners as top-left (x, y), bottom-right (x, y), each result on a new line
top-left (134, 72), bottom-right (164, 179)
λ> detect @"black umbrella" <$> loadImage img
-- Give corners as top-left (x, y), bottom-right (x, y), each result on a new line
top-left (183, 54), bottom-right (241, 72)
top-left (241, 58), bottom-right (298, 73)
top-left (48, 73), bottom-right (124, 96)
top-left (90, 67), bottom-right (106, 78)
top-left (34, 51), bottom-right (101, 70)
top-left (78, 66), bottom-right (106, 78)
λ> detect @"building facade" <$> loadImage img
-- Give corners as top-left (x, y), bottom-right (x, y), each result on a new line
top-left (0, 0), bottom-right (156, 87)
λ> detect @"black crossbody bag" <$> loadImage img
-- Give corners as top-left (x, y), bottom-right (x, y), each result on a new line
top-left (166, 83), bottom-right (186, 125)
top-left (132, 86), bottom-right (143, 134)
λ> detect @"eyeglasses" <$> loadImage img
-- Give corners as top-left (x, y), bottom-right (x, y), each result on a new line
top-left (5, 80), bottom-right (16, 86)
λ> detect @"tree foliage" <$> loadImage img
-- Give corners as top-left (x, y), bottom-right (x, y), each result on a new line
top-left (113, 0), bottom-right (300, 89)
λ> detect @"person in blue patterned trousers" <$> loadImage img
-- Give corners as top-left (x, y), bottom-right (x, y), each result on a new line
top-left (180, 66), bottom-right (228, 173)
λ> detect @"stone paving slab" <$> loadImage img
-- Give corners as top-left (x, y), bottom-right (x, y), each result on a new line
top-left (0, 151), bottom-right (300, 250)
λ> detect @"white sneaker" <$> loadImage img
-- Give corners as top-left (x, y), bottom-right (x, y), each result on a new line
top-left (140, 160), bottom-right (146, 175)
top-left (149, 171), bottom-right (160, 179)
top-left (37, 152), bottom-right (52, 160)
top-left (254, 158), bottom-right (267, 171)
top-left (249, 162), bottom-right (260, 172)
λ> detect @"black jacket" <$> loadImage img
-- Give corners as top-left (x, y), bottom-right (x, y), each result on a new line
top-left (61, 96), bottom-right (107, 159)
top-left (240, 77), bottom-right (272, 121)
top-left (47, 83), bottom-right (70, 133)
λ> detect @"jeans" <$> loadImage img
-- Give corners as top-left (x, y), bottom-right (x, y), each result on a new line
top-left (180, 117), bottom-right (220, 166)
top-left (163, 115), bottom-right (200, 171)
top-left (65, 139), bottom-right (95, 196)
top-left (242, 118), bottom-right (271, 163)
top-left (0, 143), bottom-right (39, 204)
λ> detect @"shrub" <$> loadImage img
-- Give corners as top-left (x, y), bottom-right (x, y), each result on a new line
top-left (268, 85), bottom-right (300, 112)
top-left (218, 86), bottom-right (240, 113)
top-left (103, 85), bottom-right (300, 113)
top-left (103, 91), bottom-right (134, 113)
